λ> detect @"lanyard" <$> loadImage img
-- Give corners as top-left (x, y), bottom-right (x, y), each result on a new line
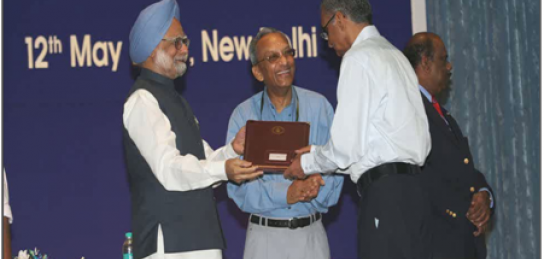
top-left (260, 88), bottom-right (299, 122)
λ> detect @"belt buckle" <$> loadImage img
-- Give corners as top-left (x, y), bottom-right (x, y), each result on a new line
top-left (288, 217), bottom-right (299, 229)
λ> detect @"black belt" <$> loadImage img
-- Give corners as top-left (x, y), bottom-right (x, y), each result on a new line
top-left (356, 162), bottom-right (421, 195)
top-left (250, 213), bottom-right (321, 229)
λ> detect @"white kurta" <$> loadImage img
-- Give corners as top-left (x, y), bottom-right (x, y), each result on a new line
top-left (123, 89), bottom-right (239, 259)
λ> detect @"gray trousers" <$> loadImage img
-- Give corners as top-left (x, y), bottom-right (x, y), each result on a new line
top-left (243, 216), bottom-right (330, 259)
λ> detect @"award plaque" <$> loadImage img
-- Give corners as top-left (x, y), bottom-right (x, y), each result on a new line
top-left (243, 120), bottom-right (310, 172)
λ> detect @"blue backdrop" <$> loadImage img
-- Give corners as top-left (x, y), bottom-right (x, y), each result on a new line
top-left (3, 1), bottom-right (413, 259)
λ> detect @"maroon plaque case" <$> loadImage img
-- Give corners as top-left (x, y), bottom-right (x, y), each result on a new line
top-left (243, 120), bottom-right (310, 172)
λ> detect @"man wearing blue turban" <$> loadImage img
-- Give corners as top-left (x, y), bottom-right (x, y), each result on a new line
top-left (122, 1), bottom-right (263, 259)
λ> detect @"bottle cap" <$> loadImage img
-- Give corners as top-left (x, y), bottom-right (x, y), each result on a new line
top-left (126, 232), bottom-right (132, 239)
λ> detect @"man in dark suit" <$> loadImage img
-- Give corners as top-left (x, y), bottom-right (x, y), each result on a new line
top-left (403, 33), bottom-right (494, 259)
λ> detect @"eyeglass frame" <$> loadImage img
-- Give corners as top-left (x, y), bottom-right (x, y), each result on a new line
top-left (162, 36), bottom-right (190, 50)
top-left (320, 14), bottom-right (336, 41)
top-left (254, 48), bottom-right (297, 65)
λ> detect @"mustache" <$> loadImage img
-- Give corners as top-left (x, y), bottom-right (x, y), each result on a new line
top-left (174, 55), bottom-right (188, 63)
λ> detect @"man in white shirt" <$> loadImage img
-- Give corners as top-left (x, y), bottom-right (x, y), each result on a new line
top-left (123, 1), bottom-right (262, 259)
top-left (284, 0), bottom-right (432, 258)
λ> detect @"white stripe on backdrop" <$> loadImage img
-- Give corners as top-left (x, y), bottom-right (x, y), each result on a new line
top-left (410, 0), bottom-right (427, 34)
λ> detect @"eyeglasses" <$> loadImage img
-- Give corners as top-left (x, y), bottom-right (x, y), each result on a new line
top-left (255, 48), bottom-right (296, 65)
top-left (162, 36), bottom-right (190, 50)
top-left (320, 14), bottom-right (336, 41)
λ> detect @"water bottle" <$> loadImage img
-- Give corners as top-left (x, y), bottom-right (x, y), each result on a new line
top-left (122, 232), bottom-right (133, 259)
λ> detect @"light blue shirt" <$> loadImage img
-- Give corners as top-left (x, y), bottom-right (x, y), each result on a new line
top-left (226, 86), bottom-right (344, 218)
top-left (419, 85), bottom-right (493, 208)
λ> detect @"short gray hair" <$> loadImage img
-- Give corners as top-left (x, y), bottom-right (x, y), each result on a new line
top-left (321, 0), bottom-right (372, 24)
top-left (249, 27), bottom-right (291, 65)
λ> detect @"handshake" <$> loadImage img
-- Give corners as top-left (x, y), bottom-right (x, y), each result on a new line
top-left (287, 174), bottom-right (325, 204)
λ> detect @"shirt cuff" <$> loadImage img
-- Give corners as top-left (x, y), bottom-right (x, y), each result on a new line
top-left (301, 152), bottom-right (315, 175)
top-left (270, 181), bottom-right (291, 207)
top-left (225, 143), bottom-right (239, 159)
top-left (479, 188), bottom-right (494, 208)
top-left (208, 161), bottom-right (229, 182)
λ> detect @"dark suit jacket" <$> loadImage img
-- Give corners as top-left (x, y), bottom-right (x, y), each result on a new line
top-left (420, 94), bottom-right (494, 259)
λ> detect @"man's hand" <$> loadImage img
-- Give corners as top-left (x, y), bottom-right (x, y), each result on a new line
top-left (295, 145), bottom-right (312, 155)
top-left (231, 126), bottom-right (246, 155)
top-left (284, 145), bottom-right (312, 180)
top-left (286, 174), bottom-right (325, 204)
top-left (466, 191), bottom-right (492, 236)
top-left (226, 158), bottom-right (263, 184)
top-left (284, 153), bottom-right (306, 180)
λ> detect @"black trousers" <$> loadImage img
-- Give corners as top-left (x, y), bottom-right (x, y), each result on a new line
top-left (357, 169), bottom-right (433, 259)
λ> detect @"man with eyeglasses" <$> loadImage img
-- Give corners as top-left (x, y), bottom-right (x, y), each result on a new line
top-left (284, 0), bottom-right (433, 258)
top-left (226, 27), bottom-right (343, 259)
top-left (123, 1), bottom-right (263, 259)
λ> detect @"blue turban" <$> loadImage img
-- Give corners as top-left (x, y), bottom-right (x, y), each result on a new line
top-left (129, 0), bottom-right (180, 64)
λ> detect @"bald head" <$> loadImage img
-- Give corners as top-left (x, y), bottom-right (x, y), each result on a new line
top-left (403, 32), bottom-right (441, 70)
top-left (404, 32), bottom-right (452, 96)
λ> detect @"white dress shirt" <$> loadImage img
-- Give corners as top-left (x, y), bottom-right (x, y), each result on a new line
top-left (123, 89), bottom-right (238, 259)
top-left (301, 26), bottom-right (431, 183)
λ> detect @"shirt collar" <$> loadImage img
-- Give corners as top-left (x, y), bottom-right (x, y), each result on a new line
top-left (139, 68), bottom-right (175, 88)
top-left (419, 84), bottom-right (433, 102)
top-left (352, 25), bottom-right (381, 47)
top-left (263, 85), bottom-right (297, 111)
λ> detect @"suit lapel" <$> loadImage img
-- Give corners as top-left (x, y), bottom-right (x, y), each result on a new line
top-left (421, 94), bottom-right (460, 148)
top-left (443, 111), bottom-right (465, 142)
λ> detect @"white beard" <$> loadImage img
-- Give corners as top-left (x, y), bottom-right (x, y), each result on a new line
top-left (156, 49), bottom-right (187, 78)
